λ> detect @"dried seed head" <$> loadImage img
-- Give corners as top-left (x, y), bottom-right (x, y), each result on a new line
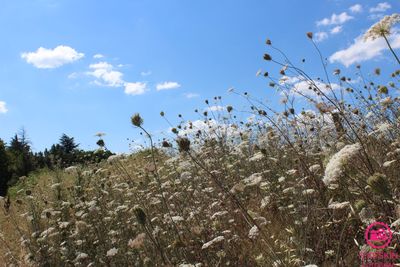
top-left (160, 111), bottom-right (165, 117)
top-left (96, 139), bottom-right (105, 147)
top-left (306, 32), bottom-right (313, 39)
top-left (354, 199), bottom-right (366, 211)
top-left (367, 173), bottom-right (391, 198)
top-left (227, 106), bottom-right (233, 113)
top-left (263, 53), bottom-right (272, 61)
top-left (162, 140), bottom-right (171, 148)
top-left (266, 39), bottom-right (272, 45)
top-left (134, 207), bottom-right (147, 225)
top-left (131, 113), bottom-right (143, 127)
top-left (378, 86), bottom-right (388, 94)
top-left (177, 137), bottom-right (191, 152)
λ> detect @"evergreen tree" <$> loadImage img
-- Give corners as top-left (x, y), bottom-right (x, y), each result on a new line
top-left (7, 129), bottom-right (34, 179)
top-left (57, 134), bottom-right (79, 167)
top-left (0, 139), bottom-right (10, 196)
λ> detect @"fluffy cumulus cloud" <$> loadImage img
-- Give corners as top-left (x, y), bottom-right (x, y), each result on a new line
top-left (349, 4), bottom-right (362, 13)
top-left (124, 82), bottom-right (147, 95)
top-left (317, 12), bottom-right (353, 26)
top-left (156, 81), bottom-right (181, 91)
top-left (88, 61), bottom-right (147, 95)
top-left (280, 76), bottom-right (340, 97)
top-left (369, 2), bottom-right (391, 13)
top-left (330, 26), bottom-right (343, 34)
top-left (329, 33), bottom-right (400, 67)
top-left (315, 32), bottom-right (328, 42)
top-left (88, 62), bottom-right (124, 87)
top-left (21, 45), bottom-right (84, 69)
top-left (0, 101), bottom-right (7, 113)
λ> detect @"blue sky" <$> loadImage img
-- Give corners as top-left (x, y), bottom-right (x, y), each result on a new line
top-left (0, 0), bottom-right (399, 152)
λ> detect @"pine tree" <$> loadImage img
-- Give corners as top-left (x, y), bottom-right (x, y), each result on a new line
top-left (0, 138), bottom-right (10, 196)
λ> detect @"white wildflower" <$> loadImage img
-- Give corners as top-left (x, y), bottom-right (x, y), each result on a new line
top-left (201, 236), bottom-right (225, 249)
top-left (323, 143), bottom-right (362, 185)
top-left (243, 173), bottom-right (263, 187)
top-left (302, 189), bottom-right (316, 196)
top-left (249, 152), bottom-right (264, 162)
top-left (309, 164), bottom-right (321, 173)
top-left (82, 170), bottom-right (92, 176)
top-left (211, 211), bottom-right (228, 220)
top-left (328, 201), bottom-right (350, 210)
top-left (58, 222), bottom-right (70, 229)
top-left (128, 233), bottom-right (146, 249)
top-left (260, 196), bottom-right (270, 209)
top-left (380, 97), bottom-right (393, 107)
top-left (286, 169), bottom-right (297, 176)
top-left (107, 154), bottom-right (125, 163)
top-left (75, 253), bottom-right (88, 261)
top-left (51, 183), bottom-right (61, 189)
top-left (325, 250), bottom-right (335, 256)
top-left (283, 187), bottom-right (296, 194)
top-left (364, 13), bottom-right (400, 41)
top-left (248, 225), bottom-right (259, 239)
top-left (171, 216), bottom-right (184, 222)
top-left (383, 160), bottom-right (396, 167)
top-left (64, 166), bottom-right (78, 173)
top-left (40, 227), bottom-right (56, 238)
top-left (106, 248), bottom-right (118, 257)
top-left (230, 182), bottom-right (245, 194)
top-left (180, 171), bottom-right (192, 180)
top-left (359, 207), bottom-right (375, 225)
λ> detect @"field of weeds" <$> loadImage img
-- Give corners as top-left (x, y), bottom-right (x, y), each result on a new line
top-left (1, 14), bottom-right (400, 267)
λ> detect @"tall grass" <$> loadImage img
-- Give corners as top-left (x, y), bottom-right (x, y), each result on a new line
top-left (1, 15), bottom-right (400, 266)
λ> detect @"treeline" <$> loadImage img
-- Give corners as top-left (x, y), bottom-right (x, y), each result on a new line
top-left (0, 131), bottom-right (112, 196)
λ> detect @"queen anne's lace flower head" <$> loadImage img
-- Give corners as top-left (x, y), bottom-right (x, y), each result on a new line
top-left (364, 13), bottom-right (400, 41)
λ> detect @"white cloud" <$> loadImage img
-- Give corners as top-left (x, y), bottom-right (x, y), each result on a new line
top-left (206, 105), bottom-right (225, 112)
top-left (317, 12), bottom-right (353, 26)
top-left (292, 80), bottom-right (340, 97)
top-left (21, 45), bottom-right (84, 69)
top-left (329, 33), bottom-right (400, 67)
top-left (280, 76), bottom-right (340, 97)
top-left (349, 4), bottom-right (362, 13)
top-left (369, 13), bottom-right (385, 21)
top-left (184, 93), bottom-right (200, 98)
top-left (88, 62), bottom-right (124, 87)
top-left (0, 101), bottom-right (8, 113)
top-left (124, 82), bottom-right (147, 95)
top-left (330, 26), bottom-right (343, 34)
top-left (140, 71), bottom-right (152, 76)
top-left (93, 54), bottom-right (104, 59)
top-left (68, 72), bottom-right (78, 79)
top-left (156, 81), bottom-right (181, 91)
top-left (176, 119), bottom-right (240, 139)
top-left (315, 32), bottom-right (328, 42)
top-left (369, 2), bottom-right (391, 13)
top-left (87, 61), bottom-right (147, 96)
